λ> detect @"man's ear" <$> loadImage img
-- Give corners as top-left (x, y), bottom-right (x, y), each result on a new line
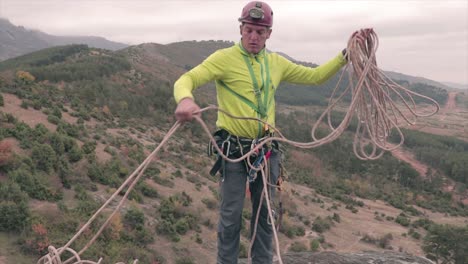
top-left (266, 28), bottom-right (272, 39)
top-left (239, 24), bottom-right (243, 35)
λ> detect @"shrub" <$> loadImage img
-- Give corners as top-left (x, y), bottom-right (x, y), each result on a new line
top-left (133, 228), bottom-right (154, 246)
top-left (139, 183), bottom-right (159, 198)
top-left (378, 233), bottom-right (393, 249)
top-left (312, 216), bottom-right (333, 233)
top-left (156, 219), bottom-right (179, 242)
top-left (175, 257), bottom-right (195, 264)
top-left (124, 207), bottom-right (145, 230)
top-left (31, 143), bottom-right (56, 172)
top-left (48, 133), bottom-right (65, 154)
top-left (289, 241), bottom-right (308, 252)
top-left (0, 140), bottom-right (13, 167)
top-left (15, 70), bottom-right (35, 85)
top-left (10, 168), bottom-right (60, 201)
top-left (57, 157), bottom-right (71, 189)
top-left (239, 242), bottom-right (247, 258)
top-left (173, 170), bottom-right (183, 178)
top-left (361, 233), bottom-right (393, 249)
top-left (19, 100), bottom-right (29, 109)
top-left (47, 115), bottom-right (61, 125)
top-left (82, 141), bottom-right (97, 154)
top-left (51, 106), bottom-right (62, 119)
top-left (412, 218), bottom-right (434, 230)
top-left (156, 194), bottom-right (199, 240)
top-left (186, 174), bottom-right (200, 184)
top-left (153, 175), bottom-right (174, 188)
top-left (195, 233), bottom-right (203, 244)
top-left (21, 223), bottom-right (50, 255)
top-left (332, 213), bottom-right (341, 223)
top-left (396, 214), bottom-right (411, 227)
top-left (423, 224), bottom-right (468, 264)
top-left (202, 198), bottom-right (218, 210)
top-left (175, 218), bottom-right (190, 235)
top-left (0, 182), bottom-right (30, 232)
top-left (310, 239), bottom-right (320, 252)
top-left (68, 145), bottom-right (83, 162)
top-left (279, 216), bottom-right (305, 238)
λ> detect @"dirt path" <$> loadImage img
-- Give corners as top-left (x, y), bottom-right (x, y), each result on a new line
top-left (391, 147), bottom-right (428, 177)
top-left (440, 91), bottom-right (457, 121)
top-left (391, 91), bottom-right (461, 175)
top-left (445, 92), bottom-right (457, 111)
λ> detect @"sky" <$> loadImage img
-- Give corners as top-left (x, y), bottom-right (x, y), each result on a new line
top-left (1, 0), bottom-right (467, 85)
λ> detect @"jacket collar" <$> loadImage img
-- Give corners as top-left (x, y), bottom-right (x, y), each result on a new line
top-left (237, 42), bottom-right (266, 59)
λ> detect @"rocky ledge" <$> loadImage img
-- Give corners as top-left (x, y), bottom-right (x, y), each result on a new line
top-left (239, 251), bottom-right (434, 264)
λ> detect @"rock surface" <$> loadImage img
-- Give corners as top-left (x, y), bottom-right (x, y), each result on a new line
top-left (239, 251), bottom-right (434, 264)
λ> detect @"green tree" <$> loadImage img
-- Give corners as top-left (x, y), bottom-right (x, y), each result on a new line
top-left (68, 145), bottom-right (83, 162)
top-left (124, 207), bottom-right (145, 230)
top-left (31, 143), bottom-right (56, 172)
top-left (82, 141), bottom-right (97, 154)
top-left (48, 133), bottom-right (65, 155)
top-left (423, 224), bottom-right (468, 264)
top-left (0, 181), bottom-right (30, 232)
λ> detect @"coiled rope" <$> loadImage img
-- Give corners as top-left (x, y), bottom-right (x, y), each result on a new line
top-left (38, 29), bottom-right (439, 264)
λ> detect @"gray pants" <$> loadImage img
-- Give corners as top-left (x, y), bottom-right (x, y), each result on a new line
top-left (217, 148), bottom-right (281, 264)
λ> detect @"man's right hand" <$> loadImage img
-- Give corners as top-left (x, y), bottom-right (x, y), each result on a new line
top-left (174, 98), bottom-right (201, 122)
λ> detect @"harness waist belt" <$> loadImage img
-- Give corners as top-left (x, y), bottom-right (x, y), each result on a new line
top-left (208, 129), bottom-right (277, 176)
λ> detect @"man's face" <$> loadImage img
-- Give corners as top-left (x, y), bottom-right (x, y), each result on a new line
top-left (240, 23), bottom-right (272, 54)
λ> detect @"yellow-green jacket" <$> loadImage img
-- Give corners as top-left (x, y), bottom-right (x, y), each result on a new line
top-left (174, 43), bottom-right (347, 139)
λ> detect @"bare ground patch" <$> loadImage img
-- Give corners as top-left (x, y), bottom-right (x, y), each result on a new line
top-left (1, 93), bottom-right (56, 131)
top-left (95, 142), bottom-right (112, 163)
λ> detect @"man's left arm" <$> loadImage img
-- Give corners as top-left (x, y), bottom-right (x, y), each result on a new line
top-left (279, 52), bottom-right (347, 85)
top-left (279, 29), bottom-right (372, 85)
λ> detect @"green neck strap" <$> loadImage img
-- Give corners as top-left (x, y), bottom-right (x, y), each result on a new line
top-left (218, 47), bottom-right (272, 137)
top-left (241, 53), bottom-right (270, 119)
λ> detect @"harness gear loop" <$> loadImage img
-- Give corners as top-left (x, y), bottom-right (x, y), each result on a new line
top-left (248, 147), bottom-right (264, 182)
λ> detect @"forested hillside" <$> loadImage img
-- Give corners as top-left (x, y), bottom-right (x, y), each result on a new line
top-left (0, 43), bottom-right (466, 264)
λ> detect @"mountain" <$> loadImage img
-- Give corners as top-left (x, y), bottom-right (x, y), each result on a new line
top-left (383, 70), bottom-right (453, 90)
top-left (0, 18), bottom-right (127, 61)
top-left (0, 42), bottom-right (466, 264)
top-left (0, 16), bottom-right (456, 93)
top-left (442, 81), bottom-right (468, 90)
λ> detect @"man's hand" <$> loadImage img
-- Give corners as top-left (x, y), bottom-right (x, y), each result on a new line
top-left (174, 98), bottom-right (201, 122)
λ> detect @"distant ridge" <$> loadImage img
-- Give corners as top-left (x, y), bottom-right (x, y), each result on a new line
top-left (383, 70), bottom-right (453, 90)
top-left (442, 81), bottom-right (468, 90)
top-left (1, 16), bottom-right (457, 92)
top-left (0, 17), bottom-right (128, 61)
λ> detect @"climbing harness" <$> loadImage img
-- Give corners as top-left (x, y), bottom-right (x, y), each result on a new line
top-left (208, 129), bottom-right (274, 178)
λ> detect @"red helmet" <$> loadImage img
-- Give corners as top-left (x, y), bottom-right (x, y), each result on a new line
top-left (238, 1), bottom-right (273, 27)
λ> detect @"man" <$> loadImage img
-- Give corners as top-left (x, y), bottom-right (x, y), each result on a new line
top-left (174, 2), bottom-right (368, 263)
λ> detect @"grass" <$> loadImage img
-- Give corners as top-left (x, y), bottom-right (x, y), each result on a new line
top-left (0, 233), bottom-right (37, 264)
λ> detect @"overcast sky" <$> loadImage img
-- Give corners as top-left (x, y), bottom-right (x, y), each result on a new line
top-left (1, 0), bottom-right (467, 85)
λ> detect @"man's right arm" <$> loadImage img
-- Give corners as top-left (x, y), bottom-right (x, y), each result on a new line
top-left (173, 51), bottom-right (225, 122)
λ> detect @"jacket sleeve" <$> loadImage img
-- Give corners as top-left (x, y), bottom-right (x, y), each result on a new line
top-left (280, 53), bottom-right (347, 85)
top-left (173, 51), bottom-right (226, 104)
